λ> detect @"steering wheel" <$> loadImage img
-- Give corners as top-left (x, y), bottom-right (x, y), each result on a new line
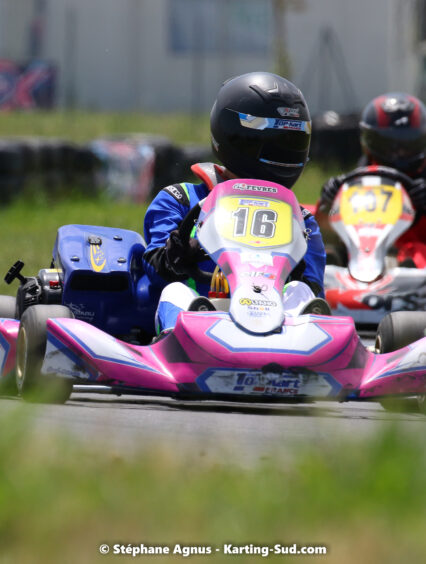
top-left (340, 165), bottom-right (414, 190)
top-left (177, 203), bottom-right (213, 284)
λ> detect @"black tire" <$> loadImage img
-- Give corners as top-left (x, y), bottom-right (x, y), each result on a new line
top-left (375, 311), bottom-right (426, 353)
top-left (16, 305), bottom-right (74, 404)
top-left (0, 295), bottom-right (17, 319)
top-left (375, 312), bottom-right (426, 413)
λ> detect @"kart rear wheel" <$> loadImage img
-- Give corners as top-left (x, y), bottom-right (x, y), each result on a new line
top-left (16, 304), bottom-right (74, 404)
top-left (0, 295), bottom-right (17, 319)
top-left (375, 312), bottom-right (426, 413)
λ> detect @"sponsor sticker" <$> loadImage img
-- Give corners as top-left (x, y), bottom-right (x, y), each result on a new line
top-left (198, 367), bottom-right (336, 398)
top-left (232, 372), bottom-right (300, 395)
top-left (277, 106), bottom-right (300, 117)
top-left (90, 244), bottom-right (106, 272)
top-left (239, 113), bottom-right (311, 133)
top-left (273, 119), bottom-right (304, 131)
top-left (241, 271), bottom-right (277, 279)
top-left (233, 182), bottom-right (278, 193)
top-left (166, 185), bottom-right (183, 200)
top-left (247, 310), bottom-right (270, 318)
top-left (240, 252), bottom-right (274, 266)
top-left (239, 298), bottom-right (277, 307)
top-left (239, 198), bottom-right (270, 207)
top-left (67, 302), bottom-right (96, 322)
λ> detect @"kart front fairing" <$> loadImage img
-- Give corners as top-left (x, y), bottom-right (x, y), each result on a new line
top-left (323, 168), bottom-right (426, 322)
top-left (42, 309), bottom-right (426, 401)
top-left (196, 179), bottom-right (307, 334)
top-left (36, 178), bottom-right (426, 402)
top-left (330, 172), bottom-right (414, 282)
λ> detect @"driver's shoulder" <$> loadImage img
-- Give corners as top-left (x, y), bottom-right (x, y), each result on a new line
top-left (160, 183), bottom-right (191, 207)
top-left (160, 181), bottom-right (208, 207)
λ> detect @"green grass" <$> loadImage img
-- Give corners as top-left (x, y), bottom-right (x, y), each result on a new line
top-left (0, 111), bottom-right (211, 145)
top-left (293, 160), bottom-right (337, 204)
top-left (0, 407), bottom-right (425, 564)
top-left (0, 160), bottom-right (334, 298)
top-left (0, 194), bottom-right (148, 297)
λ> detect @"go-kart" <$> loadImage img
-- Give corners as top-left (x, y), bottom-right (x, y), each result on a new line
top-left (0, 224), bottom-right (159, 394)
top-left (314, 165), bottom-right (426, 327)
top-left (0, 178), bottom-right (425, 411)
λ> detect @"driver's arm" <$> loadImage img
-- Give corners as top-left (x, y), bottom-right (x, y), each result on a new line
top-left (143, 188), bottom-right (190, 285)
top-left (143, 184), bottom-right (208, 285)
top-left (297, 212), bottom-right (326, 297)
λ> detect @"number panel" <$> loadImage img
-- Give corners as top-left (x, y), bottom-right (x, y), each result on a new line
top-left (217, 196), bottom-right (293, 247)
top-left (340, 184), bottom-right (402, 225)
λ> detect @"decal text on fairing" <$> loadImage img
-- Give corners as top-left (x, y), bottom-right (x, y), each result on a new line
top-left (233, 372), bottom-right (300, 395)
top-left (233, 183), bottom-right (277, 193)
top-left (197, 368), bottom-right (338, 397)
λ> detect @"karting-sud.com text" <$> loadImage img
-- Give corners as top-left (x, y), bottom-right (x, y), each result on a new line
top-left (99, 543), bottom-right (328, 557)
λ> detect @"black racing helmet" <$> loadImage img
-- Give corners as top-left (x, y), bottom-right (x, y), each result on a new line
top-left (360, 92), bottom-right (426, 174)
top-left (210, 72), bottom-right (311, 188)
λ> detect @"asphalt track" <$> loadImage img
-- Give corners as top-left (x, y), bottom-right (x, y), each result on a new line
top-left (1, 392), bottom-right (424, 465)
top-left (2, 334), bottom-right (425, 464)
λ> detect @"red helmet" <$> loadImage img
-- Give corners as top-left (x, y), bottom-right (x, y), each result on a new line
top-left (359, 93), bottom-right (426, 174)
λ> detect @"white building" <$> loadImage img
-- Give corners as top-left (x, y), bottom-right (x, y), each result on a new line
top-left (0, 0), bottom-right (425, 115)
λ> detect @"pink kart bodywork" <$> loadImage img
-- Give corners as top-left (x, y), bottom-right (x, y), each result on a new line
top-left (0, 319), bottom-right (19, 381)
top-left (0, 178), bottom-right (425, 402)
top-left (39, 312), bottom-right (426, 401)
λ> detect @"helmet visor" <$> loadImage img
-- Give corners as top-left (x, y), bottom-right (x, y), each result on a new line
top-left (361, 123), bottom-right (426, 170)
top-left (237, 111), bottom-right (311, 167)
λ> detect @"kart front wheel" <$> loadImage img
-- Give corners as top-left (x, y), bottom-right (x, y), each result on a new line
top-left (375, 311), bottom-right (426, 413)
top-left (16, 304), bottom-right (74, 404)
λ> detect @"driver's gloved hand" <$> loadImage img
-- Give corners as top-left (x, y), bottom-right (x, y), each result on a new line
top-left (320, 174), bottom-right (348, 206)
top-left (165, 230), bottom-right (207, 277)
top-left (407, 178), bottom-right (426, 213)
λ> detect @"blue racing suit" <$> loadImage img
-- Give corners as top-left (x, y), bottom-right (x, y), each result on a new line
top-left (143, 176), bottom-right (326, 298)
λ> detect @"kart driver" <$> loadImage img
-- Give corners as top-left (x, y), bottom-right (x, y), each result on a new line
top-left (142, 72), bottom-right (328, 334)
top-left (319, 92), bottom-right (426, 268)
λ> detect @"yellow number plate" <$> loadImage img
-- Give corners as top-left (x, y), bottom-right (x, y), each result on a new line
top-left (216, 196), bottom-right (293, 248)
top-left (340, 184), bottom-right (402, 225)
